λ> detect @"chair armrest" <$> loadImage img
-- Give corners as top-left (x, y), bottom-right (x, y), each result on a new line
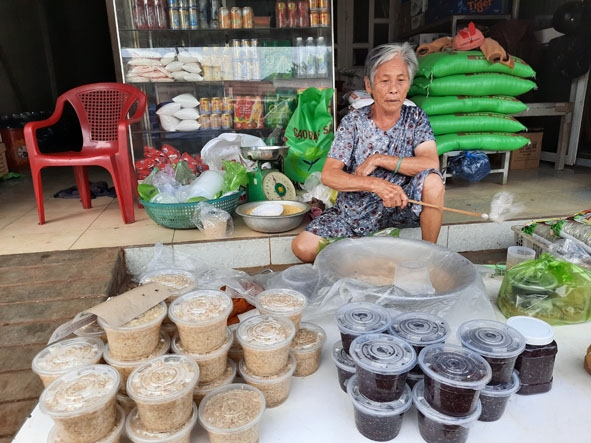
top-left (127, 94), bottom-right (147, 124)
top-left (24, 97), bottom-right (68, 155)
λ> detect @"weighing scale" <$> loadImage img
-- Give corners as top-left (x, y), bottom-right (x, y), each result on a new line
top-left (240, 146), bottom-right (297, 201)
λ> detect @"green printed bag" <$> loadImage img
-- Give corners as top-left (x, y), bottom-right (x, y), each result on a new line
top-left (435, 132), bottom-right (531, 155)
top-left (417, 51), bottom-right (536, 79)
top-left (284, 87), bottom-right (335, 183)
top-left (429, 112), bottom-right (527, 136)
top-left (410, 95), bottom-right (528, 116)
top-left (410, 73), bottom-right (537, 97)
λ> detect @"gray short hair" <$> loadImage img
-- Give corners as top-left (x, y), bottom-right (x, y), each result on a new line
top-left (364, 43), bottom-right (418, 87)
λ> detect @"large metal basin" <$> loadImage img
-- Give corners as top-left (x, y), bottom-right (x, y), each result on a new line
top-left (240, 146), bottom-right (289, 162)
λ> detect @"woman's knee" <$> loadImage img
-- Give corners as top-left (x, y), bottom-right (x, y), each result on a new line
top-left (423, 173), bottom-right (445, 199)
top-left (291, 231), bottom-right (321, 263)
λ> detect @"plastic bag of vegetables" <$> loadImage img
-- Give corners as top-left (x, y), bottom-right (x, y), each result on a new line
top-left (497, 253), bottom-right (591, 325)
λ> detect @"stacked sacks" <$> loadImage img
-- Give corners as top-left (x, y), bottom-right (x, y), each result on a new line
top-left (410, 48), bottom-right (537, 156)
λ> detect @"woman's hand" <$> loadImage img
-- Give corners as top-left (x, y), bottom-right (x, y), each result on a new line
top-left (354, 154), bottom-right (383, 176)
top-left (374, 180), bottom-right (408, 208)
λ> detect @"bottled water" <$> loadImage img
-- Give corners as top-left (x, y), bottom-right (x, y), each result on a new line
top-left (316, 36), bottom-right (328, 77)
top-left (305, 37), bottom-right (317, 77)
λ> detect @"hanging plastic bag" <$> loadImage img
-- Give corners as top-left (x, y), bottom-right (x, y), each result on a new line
top-left (497, 253), bottom-right (591, 325)
top-left (446, 151), bottom-right (491, 182)
top-left (284, 87), bottom-right (335, 183)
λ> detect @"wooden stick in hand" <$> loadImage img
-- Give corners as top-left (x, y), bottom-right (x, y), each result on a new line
top-left (408, 199), bottom-right (489, 219)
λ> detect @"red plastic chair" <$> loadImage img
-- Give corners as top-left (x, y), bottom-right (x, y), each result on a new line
top-left (24, 82), bottom-right (147, 224)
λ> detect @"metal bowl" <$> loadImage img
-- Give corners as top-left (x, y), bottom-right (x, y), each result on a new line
top-left (235, 201), bottom-right (310, 233)
top-left (240, 146), bottom-right (289, 162)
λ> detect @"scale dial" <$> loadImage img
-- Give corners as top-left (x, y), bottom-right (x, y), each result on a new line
top-left (262, 170), bottom-right (297, 200)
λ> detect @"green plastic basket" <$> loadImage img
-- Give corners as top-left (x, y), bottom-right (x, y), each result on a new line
top-left (140, 191), bottom-right (244, 229)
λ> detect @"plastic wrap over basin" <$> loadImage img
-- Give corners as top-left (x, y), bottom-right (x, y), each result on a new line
top-left (312, 237), bottom-right (483, 317)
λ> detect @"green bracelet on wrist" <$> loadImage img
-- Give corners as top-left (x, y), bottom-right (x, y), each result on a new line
top-left (394, 156), bottom-right (403, 174)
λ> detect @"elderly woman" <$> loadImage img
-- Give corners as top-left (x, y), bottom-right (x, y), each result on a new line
top-left (291, 42), bottom-right (445, 263)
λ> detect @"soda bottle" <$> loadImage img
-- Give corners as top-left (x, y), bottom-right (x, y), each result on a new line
top-left (154, 0), bottom-right (168, 29)
top-left (316, 36), bottom-right (328, 77)
top-left (295, 37), bottom-right (306, 77)
top-left (132, 0), bottom-right (147, 29)
top-left (143, 0), bottom-right (156, 29)
top-left (305, 36), bottom-right (317, 77)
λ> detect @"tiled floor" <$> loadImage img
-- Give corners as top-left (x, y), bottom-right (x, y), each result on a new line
top-left (1, 161), bottom-right (590, 256)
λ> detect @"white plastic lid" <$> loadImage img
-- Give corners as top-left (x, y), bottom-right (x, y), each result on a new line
top-left (40, 364), bottom-right (120, 418)
top-left (169, 290), bottom-right (233, 326)
top-left (389, 312), bottom-right (450, 347)
top-left (236, 314), bottom-right (295, 349)
top-left (458, 319), bottom-right (526, 359)
top-left (349, 333), bottom-right (416, 375)
top-left (256, 288), bottom-right (308, 315)
top-left (127, 355), bottom-right (199, 404)
top-left (335, 302), bottom-right (392, 335)
top-left (32, 337), bottom-right (104, 377)
top-left (139, 268), bottom-right (196, 295)
top-left (506, 316), bottom-right (555, 346)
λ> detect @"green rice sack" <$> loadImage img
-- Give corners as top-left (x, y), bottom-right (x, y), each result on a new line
top-left (435, 132), bottom-right (531, 155)
top-left (410, 95), bottom-right (528, 116)
top-left (410, 73), bottom-right (537, 97)
top-left (429, 113), bottom-right (527, 136)
top-left (417, 51), bottom-right (536, 79)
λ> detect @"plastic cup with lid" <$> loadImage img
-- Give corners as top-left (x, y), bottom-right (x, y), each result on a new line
top-left (290, 322), bottom-right (326, 377)
top-left (479, 371), bottom-right (520, 422)
top-left (168, 290), bottom-right (233, 354)
top-left (236, 314), bottom-right (296, 377)
top-left (97, 301), bottom-right (167, 361)
top-left (103, 332), bottom-right (170, 394)
top-left (256, 288), bottom-right (308, 330)
top-left (389, 311), bottom-right (450, 376)
top-left (331, 340), bottom-right (356, 392)
top-left (199, 383), bottom-right (266, 443)
top-left (506, 315), bottom-right (557, 392)
top-left (458, 319), bottom-right (526, 384)
top-left (139, 268), bottom-right (196, 304)
top-left (126, 403), bottom-right (198, 443)
top-left (126, 354), bottom-right (200, 433)
top-left (40, 364), bottom-right (120, 443)
top-left (194, 359), bottom-right (237, 406)
top-left (506, 245), bottom-right (536, 270)
top-left (48, 404), bottom-right (125, 443)
top-left (349, 333), bottom-right (416, 402)
top-left (413, 379), bottom-right (482, 443)
top-left (347, 375), bottom-right (413, 441)
top-left (32, 336), bottom-right (105, 387)
top-left (418, 343), bottom-right (491, 417)
top-left (171, 328), bottom-right (233, 383)
top-left (335, 301), bottom-right (392, 354)
top-left (239, 353), bottom-right (297, 408)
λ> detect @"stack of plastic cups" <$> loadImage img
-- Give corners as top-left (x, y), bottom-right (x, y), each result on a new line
top-left (168, 290), bottom-right (236, 408)
top-left (236, 314), bottom-right (297, 408)
top-left (457, 319), bottom-right (525, 421)
top-left (506, 315), bottom-right (558, 395)
top-left (388, 312), bottom-right (450, 388)
top-left (332, 302), bottom-right (392, 393)
top-left (414, 344), bottom-right (491, 443)
top-left (125, 355), bottom-right (200, 443)
top-left (347, 333), bottom-right (416, 441)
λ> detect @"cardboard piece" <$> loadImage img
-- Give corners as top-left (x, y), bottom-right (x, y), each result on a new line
top-left (48, 282), bottom-right (174, 344)
top-left (510, 131), bottom-right (543, 170)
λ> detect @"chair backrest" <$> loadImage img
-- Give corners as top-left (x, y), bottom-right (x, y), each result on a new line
top-left (60, 82), bottom-right (146, 149)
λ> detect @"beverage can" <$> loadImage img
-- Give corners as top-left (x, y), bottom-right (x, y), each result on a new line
top-left (199, 0), bottom-right (209, 28)
top-left (287, 1), bottom-right (298, 27)
top-left (200, 97), bottom-right (211, 114)
top-left (309, 10), bottom-right (319, 27)
top-left (211, 97), bottom-right (222, 113)
top-left (242, 7), bottom-right (254, 28)
top-left (230, 7), bottom-right (242, 28)
top-left (221, 113), bottom-right (233, 129)
top-left (179, 6), bottom-right (190, 29)
top-left (218, 6), bottom-right (230, 28)
top-left (318, 0), bottom-right (329, 8)
top-left (210, 113), bottom-right (222, 129)
top-left (276, 1), bottom-right (288, 28)
top-left (222, 96), bottom-right (234, 113)
top-left (189, 3), bottom-right (199, 29)
top-left (169, 7), bottom-right (181, 29)
top-left (319, 8), bottom-right (330, 26)
top-left (168, 0), bottom-right (179, 6)
top-left (308, 0), bottom-right (318, 8)
top-left (199, 114), bottom-right (211, 129)
top-left (297, 1), bottom-right (310, 27)
top-left (210, 0), bottom-right (220, 28)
